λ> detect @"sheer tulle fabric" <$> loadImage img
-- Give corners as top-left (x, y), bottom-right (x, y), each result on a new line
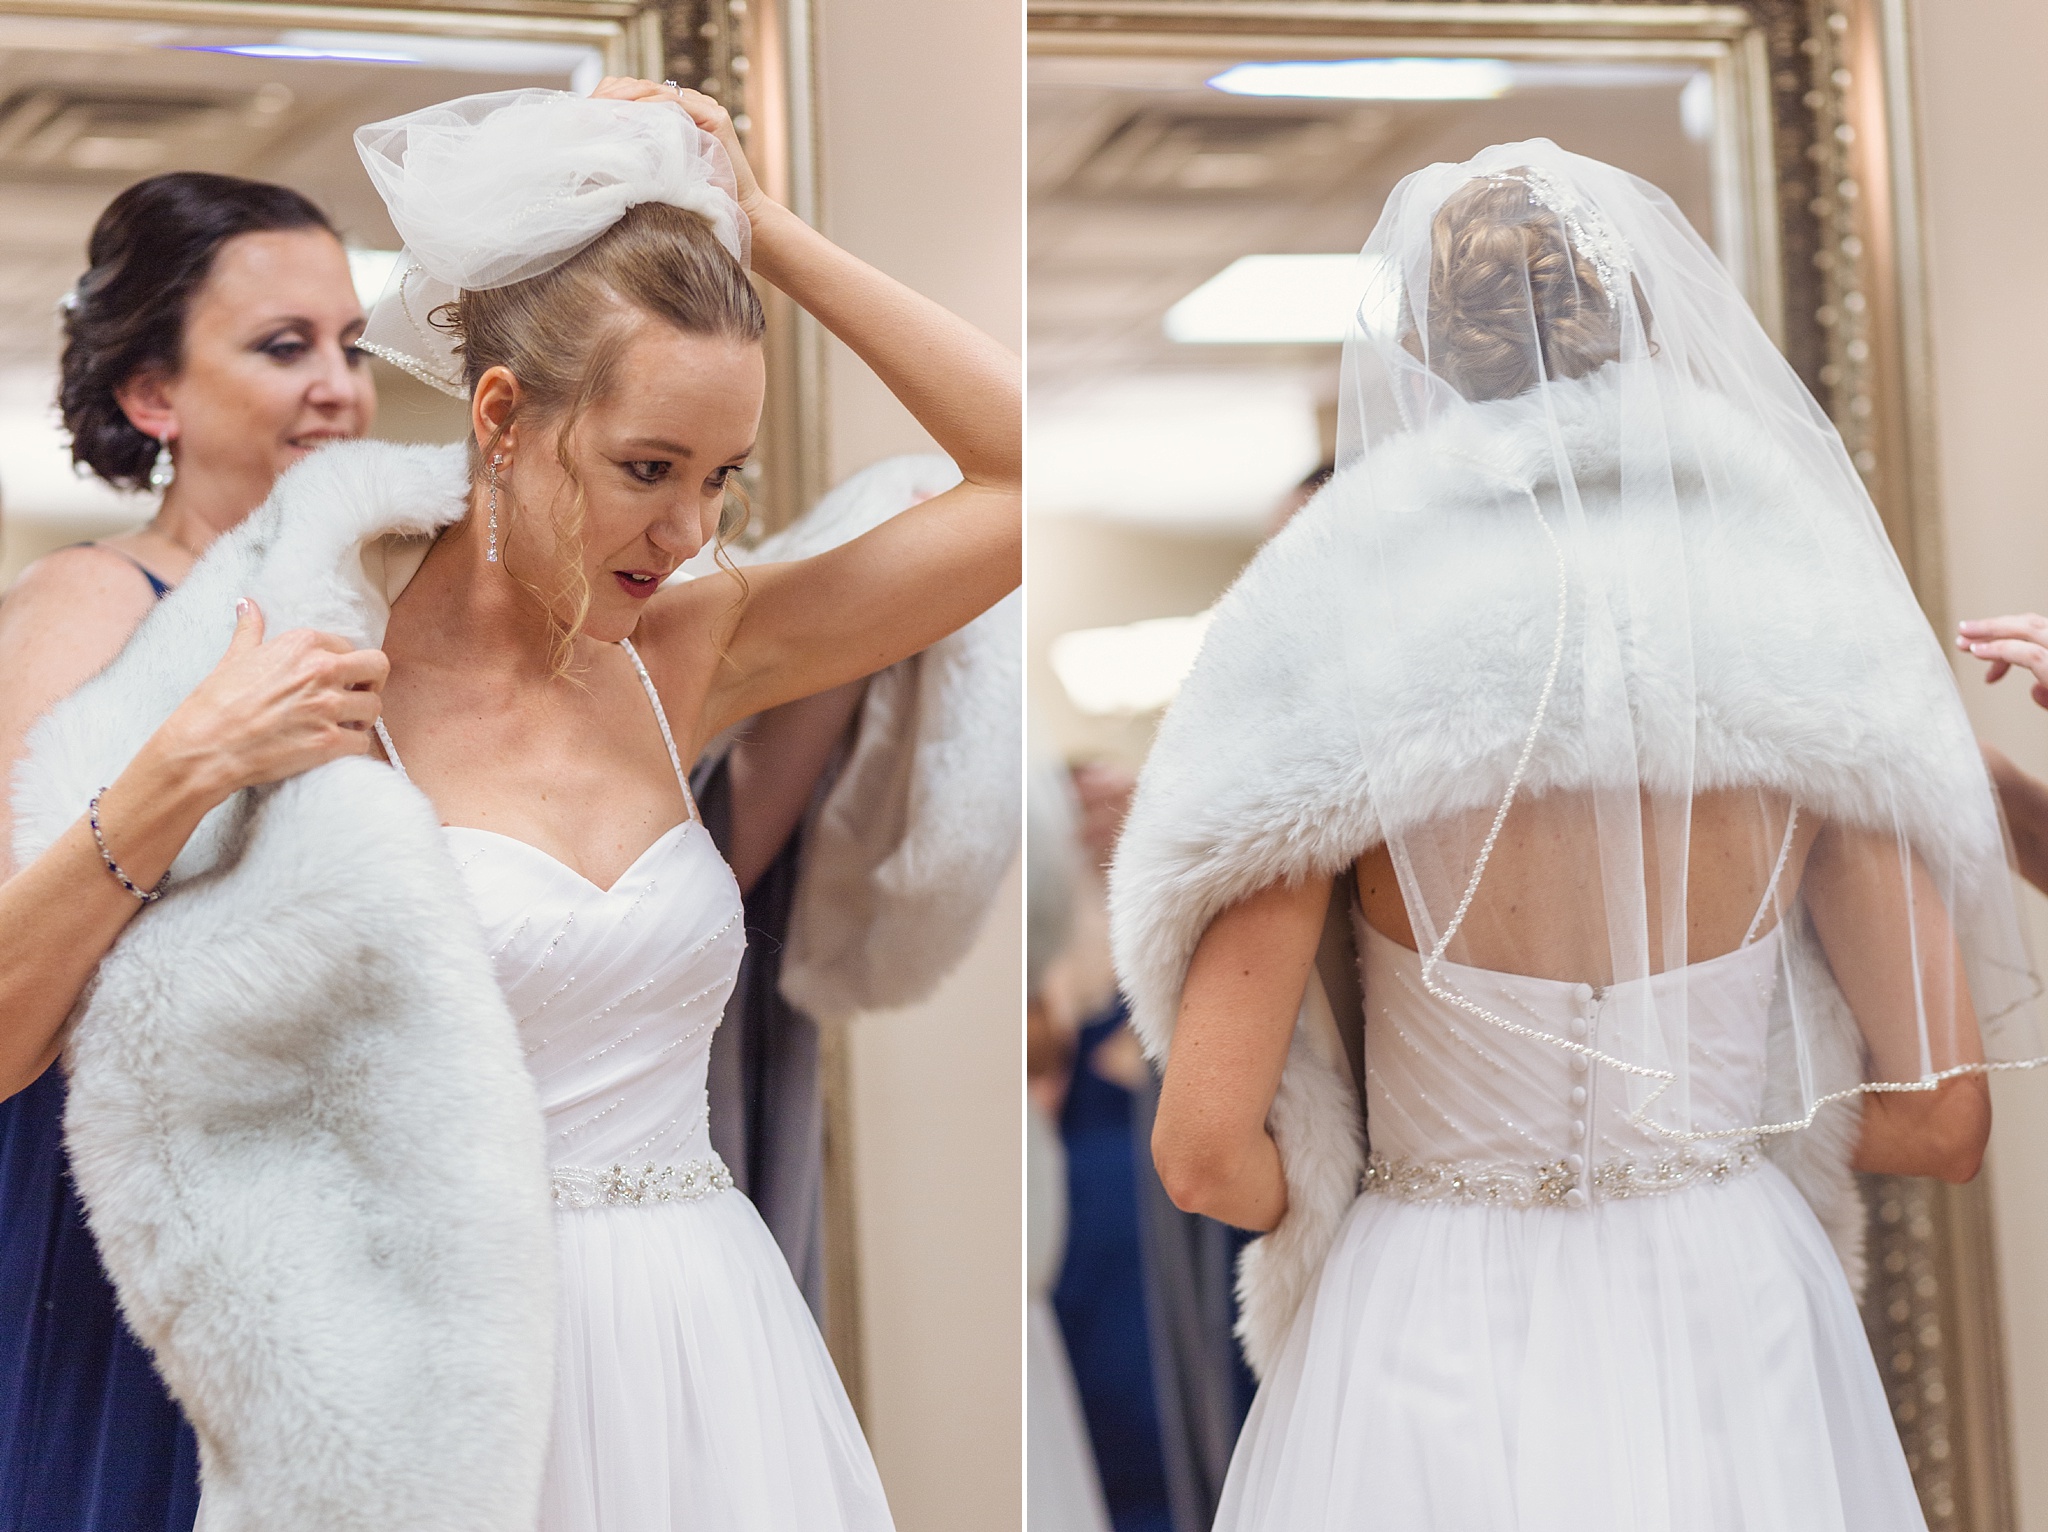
top-left (352, 88), bottom-right (747, 396)
top-left (548, 1197), bottom-right (887, 1531)
top-left (1217, 1176), bottom-right (1916, 1532)
top-left (1328, 138), bottom-right (2042, 1137)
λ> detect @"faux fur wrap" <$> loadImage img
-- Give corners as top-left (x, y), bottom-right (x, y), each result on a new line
top-left (13, 441), bottom-right (557, 1530)
top-left (709, 453), bottom-right (1022, 1017)
top-left (1109, 370), bottom-right (1995, 1377)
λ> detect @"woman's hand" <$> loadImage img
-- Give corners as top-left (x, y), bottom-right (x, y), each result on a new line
top-left (0, 598), bottom-right (386, 1098)
top-left (1957, 614), bottom-right (2048, 707)
top-left (587, 76), bottom-right (770, 223)
top-left (144, 598), bottom-right (387, 801)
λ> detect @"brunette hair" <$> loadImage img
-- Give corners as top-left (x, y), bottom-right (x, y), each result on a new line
top-left (60, 172), bottom-right (337, 489)
top-left (1422, 173), bottom-right (1650, 403)
top-left (446, 201), bottom-right (766, 674)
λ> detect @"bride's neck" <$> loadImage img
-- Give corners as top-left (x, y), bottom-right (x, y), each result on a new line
top-left (386, 512), bottom-right (588, 682)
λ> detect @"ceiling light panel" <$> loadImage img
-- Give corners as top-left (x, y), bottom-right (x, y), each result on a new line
top-left (1208, 58), bottom-right (1513, 101)
top-left (1165, 253), bottom-right (1396, 346)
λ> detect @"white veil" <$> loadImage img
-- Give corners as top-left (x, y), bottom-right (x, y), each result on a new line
top-left (352, 88), bottom-right (748, 397)
top-left (1325, 138), bottom-right (2043, 1141)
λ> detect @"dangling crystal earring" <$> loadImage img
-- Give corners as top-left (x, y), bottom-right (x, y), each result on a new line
top-left (486, 453), bottom-right (502, 563)
top-left (146, 432), bottom-right (174, 493)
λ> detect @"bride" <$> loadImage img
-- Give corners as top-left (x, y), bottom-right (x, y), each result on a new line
top-left (12, 82), bottom-right (1015, 1530)
top-left (1113, 141), bottom-right (2043, 1530)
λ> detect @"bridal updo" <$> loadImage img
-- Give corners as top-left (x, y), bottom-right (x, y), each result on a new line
top-left (1423, 173), bottom-right (1645, 403)
top-left (60, 173), bottom-right (336, 488)
top-left (445, 201), bottom-right (764, 669)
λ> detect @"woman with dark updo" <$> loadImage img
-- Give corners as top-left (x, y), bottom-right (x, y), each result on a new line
top-left (0, 170), bottom-right (382, 1532)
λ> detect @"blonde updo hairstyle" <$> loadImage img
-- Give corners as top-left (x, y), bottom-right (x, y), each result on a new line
top-left (1419, 172), bottom-right (1650, 403)
top-left (446, 201), bottom-right (765, 673)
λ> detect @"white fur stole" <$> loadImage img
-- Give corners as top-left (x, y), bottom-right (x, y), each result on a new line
top-left (13, 441), bottom-right (557, 1530)
top-left (1110, 371), bottom-right (1992, 1376)
top-left (716, 454), bottom-right (1022, 1017)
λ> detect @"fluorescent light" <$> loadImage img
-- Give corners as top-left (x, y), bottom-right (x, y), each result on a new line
top-left (1680, 71), bottom-right (1715, 142)
top-left (283, 32), bottom-right (604, 87)
top-left (1166, 253), bottom-right (1397, 345)
top-left (1208, 58), bottom-right (1512, 101)
top-left (347, 249), bottom-right (403, 308)
top-left (1050, 612), bottom-right (1215, 716)
top-left (168, 33), bottom-right (602, 87)
top-left (177, 43), bottom-right (422, 64)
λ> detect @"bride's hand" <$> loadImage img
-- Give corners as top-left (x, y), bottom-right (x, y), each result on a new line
top-left (1958, 614), bottom-right (2048, 707)
top-left (588, 76), bottom-right (769, 223)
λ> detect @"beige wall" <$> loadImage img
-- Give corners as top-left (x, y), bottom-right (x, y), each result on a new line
top-left (1911, 3), bottom-right (2048, 1524)
top-left (811, 0), bottom-right (1021, 1526)
top-left (816, 0), bottom-right (1021, 483)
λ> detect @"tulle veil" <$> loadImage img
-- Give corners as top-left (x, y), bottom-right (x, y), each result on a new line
top-left (1319, 137), bottom-right (2045, 1142)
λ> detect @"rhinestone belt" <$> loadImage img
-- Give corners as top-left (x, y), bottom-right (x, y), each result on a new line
top-left (1361, 1140), bottom-right (1762, 1211)
top-left (551, 1156), bottom-right (734, 1210)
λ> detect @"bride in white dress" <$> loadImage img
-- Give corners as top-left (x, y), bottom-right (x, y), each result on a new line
top-left (1109, 142), bottom-right (2046, 1530)
top-left (347, 81), bottom-right (1012, 1528)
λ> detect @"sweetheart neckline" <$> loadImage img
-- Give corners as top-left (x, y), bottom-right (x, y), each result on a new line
top-left (442, 817), bottom-right (706, 896)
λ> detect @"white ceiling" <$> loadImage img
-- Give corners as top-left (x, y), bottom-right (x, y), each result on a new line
top-left (1027, 52), bottom-right (1719, 531)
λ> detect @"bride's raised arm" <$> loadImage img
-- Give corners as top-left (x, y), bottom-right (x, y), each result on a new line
top-left (612, 78), bottom-right (1019, 744)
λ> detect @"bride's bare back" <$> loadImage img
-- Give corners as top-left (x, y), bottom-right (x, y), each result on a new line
top-left (1357, 787), bottom-right (1814, 983)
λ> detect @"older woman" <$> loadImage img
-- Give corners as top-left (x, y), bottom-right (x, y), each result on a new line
top-left (0, 170), bottom-right (379, 1532)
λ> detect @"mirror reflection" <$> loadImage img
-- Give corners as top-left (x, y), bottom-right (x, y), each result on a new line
top-left (1025, 32), bottom-right (2003, 1532)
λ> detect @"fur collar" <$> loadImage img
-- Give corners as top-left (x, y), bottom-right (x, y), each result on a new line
top-left (13, 441), bottom-right (558, 1531)
top-left (1109, 370), bottom-right (1977, 1375)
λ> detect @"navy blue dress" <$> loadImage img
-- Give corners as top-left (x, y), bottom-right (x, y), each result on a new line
top-left (0, 548), bottom-right (198, 1532)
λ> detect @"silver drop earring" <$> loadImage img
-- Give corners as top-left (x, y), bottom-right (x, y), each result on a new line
top-left (146, 433), bottom-right (174, 493)
top-left (486, 453), bottom-right (502, 563)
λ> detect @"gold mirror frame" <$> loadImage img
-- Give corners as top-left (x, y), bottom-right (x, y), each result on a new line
top-left (1028, 4), bottom-right (2003, 1527)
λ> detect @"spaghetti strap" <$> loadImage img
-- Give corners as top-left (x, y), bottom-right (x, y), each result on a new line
top-left (66, 541), bottom-right (171, 600)
top-left (375, 643), bottom-right (692, 819)
top-left (1741, 803), bottom-right (1799, 948)
top-left (372, 719), bottom-right (409, 781)
top-left (619, 637), bottom-right (698, 821)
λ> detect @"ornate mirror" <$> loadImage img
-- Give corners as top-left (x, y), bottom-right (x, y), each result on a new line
top-left (1027, 4), bottom-right (2002, 1526)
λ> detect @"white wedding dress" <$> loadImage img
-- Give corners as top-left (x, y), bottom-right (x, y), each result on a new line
top-left (379, 639), bottom-right (893, 1532)
top-left (1213, 914), bottom-right (1925, 1532)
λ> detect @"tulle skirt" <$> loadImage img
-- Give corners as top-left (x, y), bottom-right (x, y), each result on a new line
top-left (1216, 1163), bottom-right (1924, 1532)
top-left (542, 1188), bottom-right (893, 1532)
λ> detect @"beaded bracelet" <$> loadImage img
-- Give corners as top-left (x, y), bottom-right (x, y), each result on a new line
top-left (88, 788), bottom-right (168, 905)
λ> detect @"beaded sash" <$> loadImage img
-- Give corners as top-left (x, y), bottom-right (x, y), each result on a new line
top-left (551, 1155), bottom-right (734, 1210)
top-left (1361, 1140), bottom-right (1762, 1211)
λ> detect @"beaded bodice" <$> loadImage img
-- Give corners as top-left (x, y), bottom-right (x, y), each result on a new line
top-left (450, 819), bottom-right (743, 1176)
top-left (375, 638), bottom-right (744, 1199)
top-left (1358, 917), bottom-right (1783, 1208)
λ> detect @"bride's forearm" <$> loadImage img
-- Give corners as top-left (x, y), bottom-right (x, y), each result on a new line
top-left (746, 202), bottom-right (1019, 492)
